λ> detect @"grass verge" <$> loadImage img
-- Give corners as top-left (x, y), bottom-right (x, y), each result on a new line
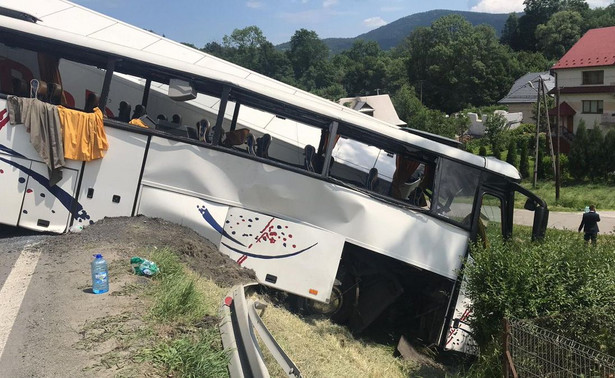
top-left (517, 180), bottom-right (615, 212)
top-left (253, 298), bottom-right (420, 378)
top-left (77, 247), bottom-right (230, 377)
top-left (79, 247), bottom-right (442, 377)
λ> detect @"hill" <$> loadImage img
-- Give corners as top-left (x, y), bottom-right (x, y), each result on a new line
top-left (278, 9), bottom-right (516, 54)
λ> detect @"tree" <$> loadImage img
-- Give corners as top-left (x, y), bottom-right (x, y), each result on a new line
top-left (401, 16), bottom-right (516, 113)
top-left (215, 26), bottom-right (293, 82)
top-left (202, 41), bottom-right (225, 58)
top-left (515, 0), bottom-right (589, 52)
top-left (585, 4), bottom-right (615, 30)
top-left (586, 126), bottom-right (604, 180)
top-left (520, 140), bottom-right (530, 178)
top-left (537, 142), bottom-right (545, 179)
top-left (603, 130), bottom-right (615, 181)
top-left (535, 11), bottom-right (583, 59)
top-left (392, 84), bottom-right (457, 138)
top-left (338, 40), bottom-right (388, 96)
top-left (485, 113), bottom-right (508, 158)
top-left (568, 121), bottom-right (588, 181)
top-left (506, 138), bottom-right (518, 168)
top-left (222, 26), bottom-right (268, 70)
top-left (500, 13), bottom-right (521, 50)
top-left (288, 29), bottom-right (329, 81)
top-left (511, 51), bottom-right (551, 78)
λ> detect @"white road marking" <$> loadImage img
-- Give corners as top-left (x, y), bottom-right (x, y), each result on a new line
top-left (0, 247), bottom-right (41, 359)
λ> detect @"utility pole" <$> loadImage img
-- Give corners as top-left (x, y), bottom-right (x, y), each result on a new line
top-left (555, 75), bottom-right (561, 201)
top-left (541, 78), bottom-right (556, 178)
top-left (533, 79), bottom-right (541, 189)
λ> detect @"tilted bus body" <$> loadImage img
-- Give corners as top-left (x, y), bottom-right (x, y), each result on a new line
top-left (0, 0), bottom-right (548, 353)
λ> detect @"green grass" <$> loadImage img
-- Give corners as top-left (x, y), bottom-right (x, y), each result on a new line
top-left (135, 248), bottom-right (230, 377)
top-left (143, 328), bottom-right (230, 378)
top-left (517, 180), bottom-right (615, 212)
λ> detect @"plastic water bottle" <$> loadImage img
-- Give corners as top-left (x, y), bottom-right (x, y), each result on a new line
top-left (91, 254), bottom-right (109, 294)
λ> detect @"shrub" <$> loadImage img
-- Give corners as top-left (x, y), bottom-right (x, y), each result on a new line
top-left (465, 231), bottom-right (615, 357)
top-left (478, 145), bottom-right (487, 156)
top-left (568, 122), bottom-right (588, 181)
top-left (587, 126), bottom-right (604, 180)
top-left (506, 138), bottom-right (518, 168)
top-left (519, 141), bottom-right (530, 178)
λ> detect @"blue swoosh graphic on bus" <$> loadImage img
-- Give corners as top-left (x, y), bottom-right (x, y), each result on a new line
top-left (0, 152), bottom-right (91, 223)
top-left (220, 242), bottom-right (318, 259)
top-left (197, 204), bottom-right (246, 247)
top-left (0, 144), bottom-right (26, 158)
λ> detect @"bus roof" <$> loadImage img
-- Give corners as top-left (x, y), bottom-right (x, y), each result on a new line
top-left (0, 0), bottom-right (520, 180)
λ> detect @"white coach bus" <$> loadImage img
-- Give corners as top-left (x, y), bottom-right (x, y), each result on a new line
top-left (0, 0), bottom-right (548, 353)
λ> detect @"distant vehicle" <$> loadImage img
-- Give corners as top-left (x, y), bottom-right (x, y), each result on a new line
top-left (0, 0), bottom-right (548, 354)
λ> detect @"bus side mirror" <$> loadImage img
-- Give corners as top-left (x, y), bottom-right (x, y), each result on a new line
top-left (531, 206), bottom-right (549, 241)
top-left (524, 198), bottom-right (536, 211)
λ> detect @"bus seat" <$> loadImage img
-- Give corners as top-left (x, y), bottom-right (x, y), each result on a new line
top-left (171, 113), bottom-right (182, 124)
top-left (246, 133), bottom-right (256, 155)
top-left (304, 144), bottom-right (316, 172)
top-left (366, 168), bottom-right (380, 191)
top-left (222, 128), bottom-right (250, 147)
top-left (117, 101), bottom-right (131, 122)
top-left (256, 134), bottom-right (271, 158)
top-left (47, 83), bottom-right (62, 104)
top-left (399, 177), bottom-right (422, 200)
top-left (84, 92), bottom-right (99, 112)
top-left (11, 77), bottom-right (28, 97)
top-left (186, 126), bottom-right (198, 139)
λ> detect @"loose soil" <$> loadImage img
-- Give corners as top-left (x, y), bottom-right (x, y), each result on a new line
top-left (44, 215), bottom-right (256, 287)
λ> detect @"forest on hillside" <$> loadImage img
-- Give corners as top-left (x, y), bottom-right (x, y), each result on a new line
top-left (183, 0), bottom-right (615, 140)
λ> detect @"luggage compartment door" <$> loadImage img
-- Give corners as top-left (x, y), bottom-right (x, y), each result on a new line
top-left (0, 154), bottom-right (31, 227)
top-left (18, 162), bottom-right (79, 233)
top-left (219, 207), bottom-right (345, 303)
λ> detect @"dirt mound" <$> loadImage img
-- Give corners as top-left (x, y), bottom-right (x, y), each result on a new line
top-left (42, 215), bottom-right (256, 287)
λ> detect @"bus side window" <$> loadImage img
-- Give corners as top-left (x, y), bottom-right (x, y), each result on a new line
top-left (478, 194), bottom-right (503, 248)
top-left (434, 159), bottom-right (480, 225)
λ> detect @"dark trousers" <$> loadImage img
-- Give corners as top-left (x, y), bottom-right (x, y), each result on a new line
top-left (584, 232), bottom-right (597, 244)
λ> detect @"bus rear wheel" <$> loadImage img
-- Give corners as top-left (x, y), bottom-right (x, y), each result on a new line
top-left (300, 267), bottom-right (357, 324)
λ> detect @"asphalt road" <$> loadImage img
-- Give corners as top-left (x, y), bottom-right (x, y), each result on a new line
top-left (514, 209), bottom-right (615, 234)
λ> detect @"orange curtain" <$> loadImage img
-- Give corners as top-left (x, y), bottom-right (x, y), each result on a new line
top-left (38, 53), bottom-right (67, 106)
top-left (317, 129), bottom-right (341, 155)
top-left (390, 156), bottom-right (420, 199)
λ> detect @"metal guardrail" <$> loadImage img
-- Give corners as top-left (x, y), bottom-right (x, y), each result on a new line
top-left (220, 283), bottom-right (302, 378)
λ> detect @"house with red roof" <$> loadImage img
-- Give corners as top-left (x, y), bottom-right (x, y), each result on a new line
top-left (551, 26), bottom-right (615, 151)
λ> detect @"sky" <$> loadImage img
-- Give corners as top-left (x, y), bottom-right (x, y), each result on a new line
top-left (72, 0), bottom-right (612, 47)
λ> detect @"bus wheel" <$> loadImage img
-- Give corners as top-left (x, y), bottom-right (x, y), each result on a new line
top-left (301, 268), bottom-right (357, 324)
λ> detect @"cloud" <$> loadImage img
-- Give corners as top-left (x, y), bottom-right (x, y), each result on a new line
top-left (470, 0), bottom-right (524, 13)
top-left (246, 1), bottom-right (263, 9)
top-left (586, 0), bottom-right (611, 7)
top-left (323, 0), bottom-right (338, 8)
top-left (363, 17), bottom-right (387, 28)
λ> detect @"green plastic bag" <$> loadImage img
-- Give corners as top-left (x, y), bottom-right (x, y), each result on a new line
top-left (130, 256), bottom-right (159, 277)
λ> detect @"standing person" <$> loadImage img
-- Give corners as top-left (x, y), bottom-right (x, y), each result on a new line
top-left (578, 205), bottom-right (600, 245)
